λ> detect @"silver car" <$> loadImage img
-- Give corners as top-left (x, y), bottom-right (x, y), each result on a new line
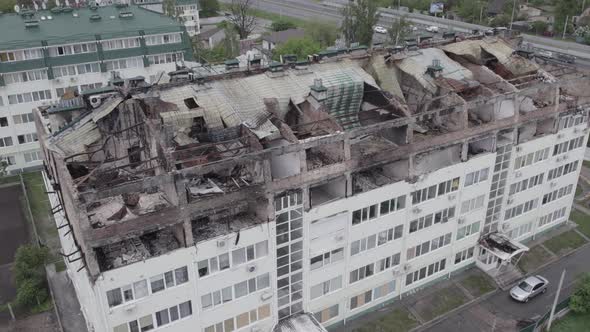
top-left (510, 275), bottom-right (549, 302)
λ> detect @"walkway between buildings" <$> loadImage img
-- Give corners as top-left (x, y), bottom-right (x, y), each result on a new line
top-left (46, 264), bottom-right (87, 332)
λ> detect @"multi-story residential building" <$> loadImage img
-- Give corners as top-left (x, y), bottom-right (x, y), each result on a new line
top-left (0, 5), bottom-right (193, 173)
top-left (35, 37), bottom-right (589, 332)
top-left (135, 0), bottom-right (201, 36)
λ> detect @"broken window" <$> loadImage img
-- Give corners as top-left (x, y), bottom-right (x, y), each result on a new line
top-left (128, 145), bottom-right (141, 164)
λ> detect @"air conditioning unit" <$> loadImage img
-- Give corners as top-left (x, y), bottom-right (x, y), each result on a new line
top-left (442, 217), bottom-right (449, 223)
top-left (260, 291), bottom-right (273, 301)
top-left (412, 207), bottom-right (421, 214)
top-left (506, 198), bottom-right (513, 205)
top-left (70, 76), bottom-right (77, 82)
top-left (246, 264), bottom-right (257, 273)
top-left (574, 128), bottom-right (581, 134)
top-left (516, 146), bottom-right (522, 152)
top-left (217, 239), bottom-right (226, 248)
top-left (335, 234), bottom-right (344, 241)
top-left (457, 217), bottom-right (466, 225)
top-left (391, 268), bottom-right (400, 276)
top-left (557, 133), bottom-right (564, 139)
top-left (551, 181), bottom-right (557, 188)
top-left (555, 156), bottom-right (562, 162)
top-left (403, 263), bottom-right (411, 271)
top-left (583, 127), bottom-right (589, 134)
top-left (515, 171), bottom-right (522, 178)
top-left (54, 77), bottom-right (61, 83)
top-left (123, 303), bottom-right (137, 312)
top-left (448, 193), bottom-right (456, 201)
top-left (501, 223), bottom-right (510, 231)
top-left (563, 154), bottom-right (568, 160)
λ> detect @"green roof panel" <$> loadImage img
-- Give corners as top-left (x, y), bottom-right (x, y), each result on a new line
top-left (0, 6), bottom-right (184, 51)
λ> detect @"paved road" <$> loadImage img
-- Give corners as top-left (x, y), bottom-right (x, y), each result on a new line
top-left (421, 240), bottom-right (590, 332)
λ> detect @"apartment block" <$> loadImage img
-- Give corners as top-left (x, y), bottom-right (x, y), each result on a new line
top-left (0, 5), bottom-right (193, 173)
top-left (36, 36), bottom-right (589, 332)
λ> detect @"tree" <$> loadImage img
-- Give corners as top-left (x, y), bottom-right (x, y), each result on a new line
top-left (13, 245), bottom-right (49, 308)
top-left (388, 16), bottom-right (410, 45)
top-left (192, 27), bottom-right (240, 64)
top-left (162, 0), bottom-right (177, 17)
top-left (272, 37), bottom-right (321, 61)
top-left (270, 18), bottom-right (297, 32)
top-left (227, 0), bottom-right (257, 39)
top-left (0, 0), bottom-right (17, 13)
top-left (570, 273), bottom-right (590, 313)
top-left (457, 0), bottom-right (486, 23)
top-left (531, 21), bottom-right (548, 35)
top-left (0, 160), bottom-right (7, 177)
top-left (200, 0), bottom-right (220, 18)
top-left (491, 14), bottom-right (511, 27)
top-left (340, 0), bottom-right (380, 46)
top-left (304, 21), bottom-right (339, 48)
top-left (554, 0), bottom-right (584, 36)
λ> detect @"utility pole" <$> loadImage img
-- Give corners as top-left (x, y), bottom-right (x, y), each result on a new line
top-left (547, 269), bottom-right (566, 331)
top-left (480, 1), bottom-right (484, 23)
top-left (509, 0), bottom-right (517, 30)
top-left (562, 15), bottom-right (569, 39)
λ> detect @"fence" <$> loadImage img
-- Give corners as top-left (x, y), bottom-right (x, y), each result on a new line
top-left (519, 297), bottom-right (570, 332)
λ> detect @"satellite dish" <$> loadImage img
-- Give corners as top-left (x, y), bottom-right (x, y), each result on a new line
top-left (14, 4), bottom-right (20, 13)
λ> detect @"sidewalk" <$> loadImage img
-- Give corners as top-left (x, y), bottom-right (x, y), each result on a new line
top-left (46, 264), bottom-right (87, 332)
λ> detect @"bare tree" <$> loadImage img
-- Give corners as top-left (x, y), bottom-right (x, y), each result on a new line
top-left (228, 0), bottom-right (257, 40)
top-left (340, 0), bottom-right (380, 47)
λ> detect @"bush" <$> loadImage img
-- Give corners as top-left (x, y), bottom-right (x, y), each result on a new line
top-left (270, 18), bottom-right (297, 32)
top-left (200, 0), bottom-right (220, 18)
top-left (570, 273), bottom-right (590, 314)
top-left (13, 245), bottom-right (50, 308)
top-left (272, 37), bottom-right (321, 61)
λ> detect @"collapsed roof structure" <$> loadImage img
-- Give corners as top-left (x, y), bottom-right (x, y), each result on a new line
top-left (36, 35), bottom-right (590, 277)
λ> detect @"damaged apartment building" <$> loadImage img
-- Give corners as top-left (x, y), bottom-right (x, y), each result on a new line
top-left (36, 36), bottom-right (590, 332)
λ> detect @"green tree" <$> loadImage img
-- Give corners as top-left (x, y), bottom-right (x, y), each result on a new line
top-left (457, 0), bottom-right (486, 23)
top-left (13, 245), bottom-right (49, 308)
top-left (340, 0), bottom-right (380, 46)
top-left (554, 0), bottom-right (584, 36)
top-left (227, 0), bottom-right (257, 39)
top-left (388, 16), bottom-right (410, 45)
top-left (0, 0), bottom-right (17, 13)
top-left (304, 21), bottom-right (339, 48)
top-left (272, 37), bottom-right (321, 61)
top-left (531, 21), bottom-right (548, 35)
top-left (491, 14), bottom-right (511, 27)
top-left (570, 273), bottom-right (590, 314)
top-left (200, 0), bottom-right (220, 18)
top-left (270, 18), bottom-right (297, 32)
top-left (163, 0), bottom-right (177, 17)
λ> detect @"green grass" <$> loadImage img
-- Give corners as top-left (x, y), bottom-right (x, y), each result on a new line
top-left (352, 308), bottom-right (419, 332)
top-left (54, 259), bottom-right (66, 273)
top-left (418, 286), bottom-right (467, 322)
top-left (553, 312), bottom-right (590, 332)
top-left (21, 172), bottom-right (60, 256)
top-left (461, 273), bottom-right (495, 297)
top-left (518, 245), bottom-right (554, 273)
top-left (576, 184), bottom-right (583, 197)
top-left (571, 209), bottom-right (590, 238)
top-left (544, 230), bottom-right (587, 256)
top-left (583, 160), bottom-right (590, 169)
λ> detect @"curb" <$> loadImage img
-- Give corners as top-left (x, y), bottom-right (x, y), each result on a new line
top-left (46, 264), bottom-right (64, 332)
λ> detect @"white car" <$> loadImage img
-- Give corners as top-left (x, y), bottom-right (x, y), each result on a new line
top-left (374, 26), bottom-right (387, 34)
top-left (425, 26), bottom-right (439, 33)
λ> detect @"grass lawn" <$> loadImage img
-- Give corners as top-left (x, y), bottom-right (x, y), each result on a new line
top-left (576, 184), bottom-right (583, 197)
top-left (518, 245), bottom-right (554, 273)
top-left (570, 209), bottom-right (590, 238)
top-left (461, 273), bottom-right (495, 297)
top-left (417, 286), bottom-right (467, 322)
top-left (352, 308), bottom-right (419, 332)
top-left (21, 172), bottom-right (60, 259)
top-left (553, 312), bottom-right (590, 332)
top-left (544, 230), bottom-right (587, 256)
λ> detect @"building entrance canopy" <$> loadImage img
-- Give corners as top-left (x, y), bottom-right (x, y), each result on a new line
top-left (478, 232), bottom-right (529, 261)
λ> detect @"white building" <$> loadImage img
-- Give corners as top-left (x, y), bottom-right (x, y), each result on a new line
top-left (37, 38), bottom-right (589, 332)
top-left (135, 0), bottom-right (201, 37)
top-left (0, 5), bottom-right (194, 173)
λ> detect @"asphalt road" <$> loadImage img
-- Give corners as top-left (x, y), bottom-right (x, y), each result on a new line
top-left (421, 240), bottom-right (590, 332)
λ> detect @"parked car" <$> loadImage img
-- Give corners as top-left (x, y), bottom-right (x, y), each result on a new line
top-left (510, 275), bottom-right (549, 302)
top-left (374, 26), bottom-right (387, 34)
top-left (425, 26), bottom-right (439, 33)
